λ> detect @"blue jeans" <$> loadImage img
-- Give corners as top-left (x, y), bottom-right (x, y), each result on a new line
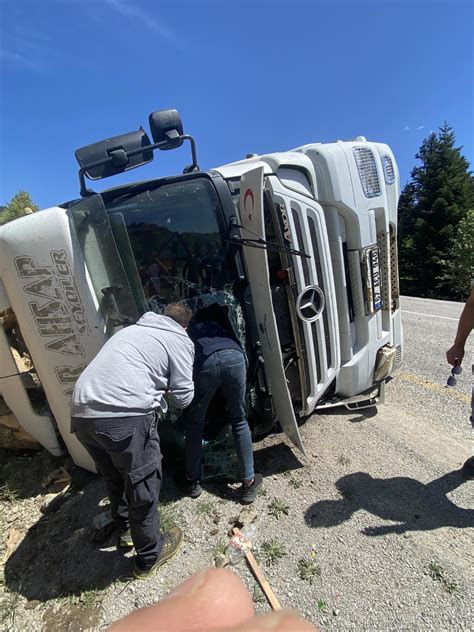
top-left (185, 349), bottom-right (254, 482)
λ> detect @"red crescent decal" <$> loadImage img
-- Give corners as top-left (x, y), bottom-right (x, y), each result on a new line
top-left (244, 188), bottom-right (254, 221)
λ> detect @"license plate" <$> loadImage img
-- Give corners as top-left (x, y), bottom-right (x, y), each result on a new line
top-left (370, 249), bottom-right (382, 311)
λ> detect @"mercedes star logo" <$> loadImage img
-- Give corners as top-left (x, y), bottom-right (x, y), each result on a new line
top-left (296, 285), bottom-right (325, 322)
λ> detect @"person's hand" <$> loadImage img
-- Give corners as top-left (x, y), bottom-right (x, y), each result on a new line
top-left (108, 567), bottom-right (317, 631)
top-left (446, 343), bottom-right (464, 367)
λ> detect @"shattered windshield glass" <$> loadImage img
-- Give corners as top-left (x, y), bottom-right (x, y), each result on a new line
top-left (105, 178), bottom-right (246, 351)
top-left (105, 178), bottom-right (229, 306)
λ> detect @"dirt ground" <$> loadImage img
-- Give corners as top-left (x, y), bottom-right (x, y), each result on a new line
top-left (1, 367), bottom-right (473, 631)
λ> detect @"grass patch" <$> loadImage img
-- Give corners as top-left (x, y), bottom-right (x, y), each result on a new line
top-left (428, 561), bottom-right (458, 595)
top-left (160, 506), bottom-right (177, 534)
top-left (316, 599), bottom-right (327, 614)
top-left (0, 484), bottom-right (20, 503)
top-left (196, 500), bottom-right (215, 516)
top-left (0, 591), bottom-right (20, 626)
top-left (68, 587), bottom-right (103, 607)
top-left (268, 499), bottom-right (290, 519)
top-left (252, 586), bottom-right (266, 604)
top-left (297, 558), bottom-right (321, 584)
top-left (288, 477), bottom-right (302, 489)
top-left (260, 539), bottom-right (287, 566)
top-left (213, 539), bottom-right (227, 557)
top-left (337, 455), bottom-right (350, 466)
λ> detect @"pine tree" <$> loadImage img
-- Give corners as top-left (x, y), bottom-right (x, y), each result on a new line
top-left (398, 123), bottom-right (474, 299)
top-left (0, 191), bottom-right (40, 226)
top-left (437, 209), bottom-right (474, 300)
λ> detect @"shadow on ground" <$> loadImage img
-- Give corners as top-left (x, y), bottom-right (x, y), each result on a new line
top-left (4, 479), bottom-right (132, 601)
top-left (4, 465), bottom-right (187, 602)
top-left (305, 469), bottom-right (474, 535)
top-left (0, 449), bottom-right (66, 500)
top-left (254, 442), bottom-right (304, 477)
top-left (316, 405), bottom-right (379, 424)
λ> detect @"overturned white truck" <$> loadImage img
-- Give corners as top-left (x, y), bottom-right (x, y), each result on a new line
top-left (0, 109), bottom-right (402, 471)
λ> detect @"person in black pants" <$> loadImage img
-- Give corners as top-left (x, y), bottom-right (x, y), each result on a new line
top-left (71, 304), bottom-right (194, 579)
top-left (183, 308), bottom-right (262, 503)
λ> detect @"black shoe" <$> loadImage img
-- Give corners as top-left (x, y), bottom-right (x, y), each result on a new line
top-left (461, 456), bottom-right (474, 480)
top-left (241, 473), bottom-right (263, 504)
top-left (132, 526), bottom-right (183, 580)
top-left (186, 480), bottom-right (203, 498)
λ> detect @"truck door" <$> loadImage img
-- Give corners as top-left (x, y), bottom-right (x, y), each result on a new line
top-left (239, 166), bottom-right (306, 455)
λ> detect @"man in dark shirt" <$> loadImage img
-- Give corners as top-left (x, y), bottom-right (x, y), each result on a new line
top-left (183, 310), bottom-right (262, 503)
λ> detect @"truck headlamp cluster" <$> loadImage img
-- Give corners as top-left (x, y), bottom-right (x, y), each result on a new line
top-left (353, 146), bottom-right (381, 198)
top-left (382, 154), bottom-right (396, 185)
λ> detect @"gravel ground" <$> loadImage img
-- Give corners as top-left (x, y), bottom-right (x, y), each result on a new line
top-left (1, 390), bottom-right (472, 631)
top-left (1, 297), bottom-right (473, 631)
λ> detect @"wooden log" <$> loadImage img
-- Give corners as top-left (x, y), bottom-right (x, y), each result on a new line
top-left (231, 527), bottom-right (281, 611)
top-left (0, 405), bottom-right (41, 451)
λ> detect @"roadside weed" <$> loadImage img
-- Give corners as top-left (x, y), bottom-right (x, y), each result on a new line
top-left (288, 477), bottom-right (303, 489)
top-left (253, 586), bottom-right (266, 604)
top-left (297, 558), bottom-right (321, 584)
top-left (260, 540), bottom-right (287, 566)
top-left (316, 599), bottom-right (327, 614)
top-left (337, 455), bottom-right (351, 466)
top-left (268, 499), bottom-right (290, 519)
top-left (428, 561), bottom-right (443, 581)
top-left (67, 587), bottom-right (102, 607)
top-left (0, 591), bottom-right (20, 626)
top-left (428, 561), bottom-right (458, 595)
top-left (160, 506), bottom-right (177, 533)
top-left (213, 539), bottom-right (227, 557)
top-left (196, 500), bottom-right (215, 516)
top-left (0, 484), bottom-right (19, 503)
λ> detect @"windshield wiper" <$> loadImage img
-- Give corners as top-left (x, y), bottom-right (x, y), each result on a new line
top-left (224, 222), bottom-right (311, 259)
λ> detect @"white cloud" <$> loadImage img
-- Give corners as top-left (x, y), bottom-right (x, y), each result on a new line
top-left (416, 125), bottom-right (425, 130)
top-left (403, 125), bottom-right (410, 131)
top-left (0, 46), bottom-right (48, 74)
top-left (103, 0), bottom-right (183, 48)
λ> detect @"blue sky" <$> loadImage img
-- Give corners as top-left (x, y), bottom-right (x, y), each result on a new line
top-left (1, 0), bottom-right (472, 209)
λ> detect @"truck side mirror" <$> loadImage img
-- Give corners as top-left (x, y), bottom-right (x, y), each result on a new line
top-left (75, 128), bottom-right (153, 180)
top-left (149, 109), bottom-right (184, 150)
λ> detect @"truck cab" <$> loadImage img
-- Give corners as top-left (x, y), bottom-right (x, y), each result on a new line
top-left (0, 110), bottom-right (402, 471)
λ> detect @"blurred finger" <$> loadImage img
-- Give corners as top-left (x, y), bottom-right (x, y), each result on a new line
top-left (214, 609), bottom-right (318, 632)
top-left (108, 567), bottom-right (254, 631)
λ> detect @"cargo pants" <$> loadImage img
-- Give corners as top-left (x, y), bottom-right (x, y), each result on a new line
top-left (71, 412), bottom-right (164, 568)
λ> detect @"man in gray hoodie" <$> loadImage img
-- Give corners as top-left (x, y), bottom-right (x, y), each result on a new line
top-left (71, 304), bottom-right (194, 579)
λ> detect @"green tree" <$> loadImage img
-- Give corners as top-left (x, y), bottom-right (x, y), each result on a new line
top-left (398, 123), bottom-right (474, 299)
top-left (0, 191), bottom-right (39, 226)
top-left (437, 209), bottom-right (474, 300)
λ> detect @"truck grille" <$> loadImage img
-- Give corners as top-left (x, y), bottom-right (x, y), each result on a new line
top-left (289, 204), bottom-right (336, 408)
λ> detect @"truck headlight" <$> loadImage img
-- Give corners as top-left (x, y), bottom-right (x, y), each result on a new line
top-left (382, 154), bottom-right (395, 184)
top-left (353, 147), bottom-right (381, 198)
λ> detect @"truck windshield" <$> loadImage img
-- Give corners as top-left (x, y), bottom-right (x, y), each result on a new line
top-left (105, 178), bottom-right (228, 310)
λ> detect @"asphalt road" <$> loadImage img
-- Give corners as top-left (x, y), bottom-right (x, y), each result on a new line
top-left (400, 295), bottom-right (471, 395)
top-left (393, 295), bottom-right (473, 441)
